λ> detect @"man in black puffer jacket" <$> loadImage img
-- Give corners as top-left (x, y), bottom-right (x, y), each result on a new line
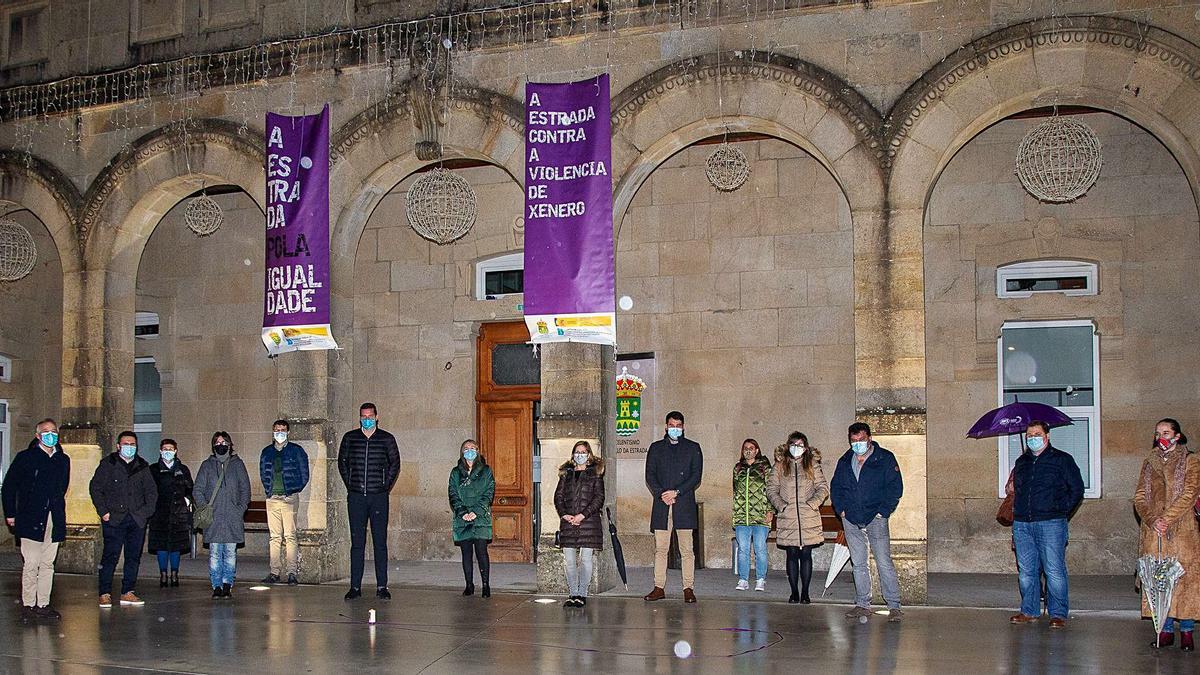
top-left (89, 430), bottom-right (158, 608)
top-left (337, 402), bottom-right (401, 601)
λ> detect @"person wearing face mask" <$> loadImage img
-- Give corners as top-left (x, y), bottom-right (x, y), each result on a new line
top-left (147, 439), bottom-right (194, 589)
top-left (768, 432), bottom-right (829, 604)
top-left (644, 411), bottom-right (704, 603)
top-left (732, 439), bottom-right (772, 593)
top-left (89, 430), bottom-right (158, 608)
top-left (1009, 420), bottom-right (1083, 629)
top-left (192, 431), bottom-right (251, 599)
top-left (449, 439), bottom-right (496, 598)
top-left (259, 419), bottom-right (310, 586)
top-left (554, 440), bottom-right (606, 607)
top-left (830, 422), bottom-right (904, 622)
top-left (338, 402), bottom-right (401, 601)
top-left (3, 418), bottom-right (70, 624)
top-left (1134, 418), bottom-right (1200, 650)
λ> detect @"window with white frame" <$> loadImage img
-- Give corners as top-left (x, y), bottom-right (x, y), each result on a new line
top-left (475, 252), bottom-right (524, 299)
top-left (997, 320), bottom-right (1101, 498)
top-left (135, 311), bottom-right (160, 339)
top-left (996, 260), bottom-right (1097, 299)
top-left (0, 354), bottom-right (11, 382)
top-left (133, 357), bottom-right (162, 462)
top-left (0, 399), bottom-right (10, 481)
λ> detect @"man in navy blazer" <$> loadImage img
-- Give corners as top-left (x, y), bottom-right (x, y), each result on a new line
top-left (830, 421), bottom-right (904, 622)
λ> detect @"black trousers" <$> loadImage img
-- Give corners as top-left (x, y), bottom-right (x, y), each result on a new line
top-left (99, 514), bottom-right (145, 595)
top-left (348, 493), bottom-right (390, 589)
top-left (458, 539), bottom-right (490, 585)
top-left (783, 544), bottom-right (815, 598)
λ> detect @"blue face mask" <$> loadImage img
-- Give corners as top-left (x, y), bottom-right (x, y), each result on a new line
top-left (39, 431), bottom-right (58, 448)
top-left (161, 450), bottom-right (176, 463)
top-left (119, 444), bottom-right (138, 460)
top-left (462, 449), bottom-right (478, 463)
top-left (851, 441), bottom-right (870, 456)
top-left (361, 418), bottom-right (377, 431)
top-left (1026, 436), bottom-right (1046, 452)
top-left (666, 428), bottom-right (683, 440)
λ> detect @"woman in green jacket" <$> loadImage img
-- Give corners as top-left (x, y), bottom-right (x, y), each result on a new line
top-left (449, 439), bottom-right (495, 598)
top-left (733, 438), bottom-right (773, 592)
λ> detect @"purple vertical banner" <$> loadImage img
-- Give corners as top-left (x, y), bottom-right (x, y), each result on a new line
top-left (523, 75), bottom-right (616, 345)
top-left (261, 104), bottom-right (338, 356)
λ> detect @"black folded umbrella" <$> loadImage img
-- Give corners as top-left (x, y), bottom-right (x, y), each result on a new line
top-left (606, 507), bottom-right (628, 590)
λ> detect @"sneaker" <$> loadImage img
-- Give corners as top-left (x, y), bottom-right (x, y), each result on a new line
top-left (577, 596), bottom-right (586, 607)
top-left (376, 587), bottom-right (392, 600)
top-left (120, 592), bottom-right (144, 606)
top-left (221, 584), bottom-right (232, 598)
top-left (212, 587), bottom-right (222, 599)
top-left (287, 574), bottom-right (299, 587)
top-left (887, 608), bottom-right (904, 623)
top-left (262, 574), bottom-right (281, 585)
top-left (98, 594), bottom-right (113, 608)
top-left (20, 606), bottom-right (37, 624)
top-left (344, 588), bottom-right (362, 601)
top-left (562, 597), bottom-right (577, 608)
top-left (845, 606), bottom-right (872, 619)
top-left (754, 579), bottom-right (766, 592)
top-left (34, 606), bottom-right (61, 622)
top-left (735, 579), bottom-right (749, 591)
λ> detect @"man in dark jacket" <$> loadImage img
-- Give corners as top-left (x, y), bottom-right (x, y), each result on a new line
top-left (643, 411), bottom-right (703, 604)
top-left (3, 418), bottom-right (70, 623)
top-left (337, 402), bottom-right (401, 601)
top-left (1009, 420), bottom-right (1084, 629)
top-left (89, 430), bottom-right (158, 608)
top-left (260, 419), bottom-right (310, 586)
top-left (830, 422), bottom-right (904, 622)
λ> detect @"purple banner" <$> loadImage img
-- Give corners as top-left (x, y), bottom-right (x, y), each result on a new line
top-left (261, 105), bottom-right (338, 356)
top-left (523, 75), bottom-right (616, 345)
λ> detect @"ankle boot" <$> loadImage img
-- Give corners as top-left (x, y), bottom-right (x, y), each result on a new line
top-left (481, 583), bottom-right (491, 598)
top-left (170, 571), bottom-right (179, 588)
top-left (160, 571), bottom-right (168, 588)
top-left (462, 582), bottom-right (475, 596)
top-left (1152, 631), bottom-right (1174, 648)
top-left (1182, 631), bottom-right (1194, 651)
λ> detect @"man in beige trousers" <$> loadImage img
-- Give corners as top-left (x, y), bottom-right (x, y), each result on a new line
top-left (258, 419), bottom-right (310, 586)
top-left (643, 411), bottom-right (704, 604)
top-left (3, 418), bottom-right (71, 623)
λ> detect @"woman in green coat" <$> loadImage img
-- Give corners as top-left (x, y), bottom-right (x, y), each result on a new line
top-left (449, 439), bottom-right (495, 598)
top-left (733, 438), bottom-right (773, 592)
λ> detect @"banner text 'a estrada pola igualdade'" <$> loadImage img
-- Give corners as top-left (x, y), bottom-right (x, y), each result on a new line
top-left (261, 105), bottom-right (338, 356)
top-left (523, 75), bottom-right (616, 346)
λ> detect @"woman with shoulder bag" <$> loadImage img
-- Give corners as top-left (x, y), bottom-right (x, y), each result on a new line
top-left (767, 431), bottom-right (829, 604)
top-left (554, 440), bottom-right (605, 608)
top-left (192, 432), bottom-right (251, 599)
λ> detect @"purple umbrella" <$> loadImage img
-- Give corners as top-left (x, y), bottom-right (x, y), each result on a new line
top-left (966, 401), bottom-right (1073, 438)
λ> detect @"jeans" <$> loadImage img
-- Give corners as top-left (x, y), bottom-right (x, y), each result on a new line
top-left (734, 525), bottom-right (769, 581)
top-left (564, 547), bottom-right (595, 597)
top-left (348, 493), bottom-right (390, 589)
top-left (156, 550), bottom-right (181, 571)
top-left (1163, 618), bottom-right (1195, 633)
top-left (1013, 518), bottom-right (1069, 619)
top-left (209, 543), bottom-right (237, 588)
top-left (842, 515), bottom-right (901, 609)
top-left (98, 515), bottom-right (145, 596)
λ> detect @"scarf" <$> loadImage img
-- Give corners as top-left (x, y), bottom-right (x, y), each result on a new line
top-left (1141, 444), bottom-right (1189, 510)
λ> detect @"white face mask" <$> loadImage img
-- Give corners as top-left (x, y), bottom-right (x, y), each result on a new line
top-left (273, 431), bottom-right (288, 445)
top-left (789, 444), bottom-right (805, 458)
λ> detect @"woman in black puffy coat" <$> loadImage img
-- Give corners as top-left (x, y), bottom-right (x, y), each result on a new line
top-left (553, 440), bottom-right (605, 608)
top-left (147, 438), bottom-right (193, 589)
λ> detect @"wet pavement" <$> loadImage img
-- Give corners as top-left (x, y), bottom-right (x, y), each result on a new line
top-left (0, 571), bottom-right (1192, 674)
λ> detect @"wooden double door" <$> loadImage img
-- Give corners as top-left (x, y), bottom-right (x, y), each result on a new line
top-left (476, 322), bottom-right (539, 563)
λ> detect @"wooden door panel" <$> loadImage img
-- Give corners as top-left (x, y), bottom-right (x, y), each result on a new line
top-left (480, 398), bottom-right (533, 562)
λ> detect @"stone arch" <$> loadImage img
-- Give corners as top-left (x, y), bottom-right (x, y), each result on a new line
top-left (886, 15), bottom-right (1200, 212)
top-left (610, 51), bottom-right (888, 221)
top-left (0, 150), bottom-right (83, 271)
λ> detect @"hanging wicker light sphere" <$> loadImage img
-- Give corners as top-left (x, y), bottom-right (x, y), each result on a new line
top-left (1015, 115), bottom-right (1103, 203)
top-left (705, 143), bottom-right (751, 192)
top-left (405, 167), bottom-right (478, 244)
top-left (185, 193), bottom-right (224, 236)
top-left (0, 218), bottom-right (37, 281)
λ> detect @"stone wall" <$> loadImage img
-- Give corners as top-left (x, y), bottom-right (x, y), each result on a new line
top-left (615, 137), bottom-right (855, 567)
top-left (925, 112), bottom-right (1200, 574)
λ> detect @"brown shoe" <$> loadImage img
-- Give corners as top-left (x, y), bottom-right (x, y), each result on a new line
top-left (119, 592), bottom-right (145, 606)
top-left (643, 587), bottom-right (666, 601)
top-left (98, 594), bottom-right (113, 608)
top-left (683, 588), bottom-right (697, 603)
top-left (1048, 617), bottom-right (1066, 629)
top-left (1009, 613), bottom-right (1038, 624)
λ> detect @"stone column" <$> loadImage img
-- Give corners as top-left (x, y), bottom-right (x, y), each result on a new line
top-left (853, 206), bottom-right (928, 604)
top-left (536, 342), bottom-right (617, 594)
